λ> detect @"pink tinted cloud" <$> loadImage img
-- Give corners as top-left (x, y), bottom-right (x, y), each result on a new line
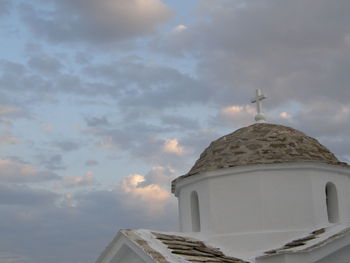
top-left (0, 159), bottom-right (59, 183)
top-left (116, 166), bottom-right (176, 216)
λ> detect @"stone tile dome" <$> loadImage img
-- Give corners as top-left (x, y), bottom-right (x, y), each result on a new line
top-left (186, 123), bottom-right (347, 176)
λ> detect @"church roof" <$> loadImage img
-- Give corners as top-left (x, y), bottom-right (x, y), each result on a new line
top-left (185, 123), bottom-right (347, 177)
top-left (151, 232), bottom-right (249, 263)
top-left (259, 224), bottom-right (350, 259)
top-left (97, 225), bottom-right (350, 263)
top-left (107, 230), bottom-right (250, 263)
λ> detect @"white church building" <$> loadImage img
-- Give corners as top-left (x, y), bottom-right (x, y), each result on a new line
top-left (96, 90), bottom-right (350, 263)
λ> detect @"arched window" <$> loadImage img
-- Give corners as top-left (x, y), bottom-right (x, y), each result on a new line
top-left (191, 191), bottom-right (201, 232)
top-left (326, 182), bottom-right (339, 223)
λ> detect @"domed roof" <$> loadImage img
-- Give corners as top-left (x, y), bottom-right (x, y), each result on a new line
top-left (186, 123), bottom-right (346, 176)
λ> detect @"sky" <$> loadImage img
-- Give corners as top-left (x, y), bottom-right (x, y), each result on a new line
top-left (0, 0), bottom-right (349, 262)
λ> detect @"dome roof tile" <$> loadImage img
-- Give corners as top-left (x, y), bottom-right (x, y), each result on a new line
top-left (187, 123), bottom-right (347, 176)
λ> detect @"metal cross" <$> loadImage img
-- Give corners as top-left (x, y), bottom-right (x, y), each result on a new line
top-left (251, 89), bottom-right (267, 123)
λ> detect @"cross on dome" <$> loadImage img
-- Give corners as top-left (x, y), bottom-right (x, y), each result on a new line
top-left (251, 89), bottom-right (267, 123)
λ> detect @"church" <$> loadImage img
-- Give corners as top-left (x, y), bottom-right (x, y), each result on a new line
top-left (96, 90), bottom-right (350, 263)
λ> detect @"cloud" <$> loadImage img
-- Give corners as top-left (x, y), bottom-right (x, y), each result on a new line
top-left (82, 56), bottom-right (208, 110)
top-left (52, 140), bottom-right (81, 152)
top-left (0, 184), bottom-right (58, 206)
top-left (157, 0), bottom-right (350, 106)
top-left (19, 0), bottom-right (172, 45)
top-left (84, 115), bottom-right (110, 127)
top-left (212, 104), bottom-right (256, 128)
top-left (1, 55), bottom-right (207, 113)
top-left (0, 106), bottom-right (26, 118)
top-left (85, 159), bottom-right (98, 167)
top-left (279, 112), bottom-right (292, 119)
top-left (61, 171), bottom-right (95, 188)
top-left (0, 252), bottom-right (26, 263)
top-left (41, 123), bottom-right (54, 132)
top-left (117, 172), bottom-right (173, 215)
top-left (88, 122), bottom-right (193, 170)
top-left (160, 114), bottom-right (200, 131)
top-left (0, 159), bottom-right (59, 183)
top-left (0, 133), bottom-right (21, 145)
top-left (291, 101), bottom-right (350, 137)
top-left (143, 166), bottom-right (175, 190)
top-left (0, 0), bottom-right (11, 16)
top-left (0, 59), bottom-right (54, 105)
top-left (163, 138), bottom-right (185, 155)
top-left (37, 154), bottom-right (65, 170)
top-left (0, 178), bottom-right (177, 263)
top-left (114, 166), bottom-right (176, 216)
top-left (173, 24), bottom-right (187, 33)
top-left (27, 55), bottom-right (63, 76)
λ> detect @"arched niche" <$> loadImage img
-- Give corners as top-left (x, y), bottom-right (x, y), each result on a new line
top-left (326, 182), bottom-right (339, 223)
top-left (191, 191), bottom-right (201, 232)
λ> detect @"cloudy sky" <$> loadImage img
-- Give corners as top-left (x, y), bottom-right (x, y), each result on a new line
top-left (0, 0), bottom-right (350, 262)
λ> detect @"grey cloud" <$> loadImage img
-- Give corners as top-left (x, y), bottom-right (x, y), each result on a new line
top-left (157, 0), bottom-right (350, 106)
top-left (0, 59), bottom-right (54, 105)
top-left (19, 0), bottom-right (172, 46)
top-left (321, 138), bottom-right (350, 164)
top-left (272, 100), bottom-right (350, 164)
top-left (161, 115), bottom-right (201, 131)
top-left (0, 0), bottom-right (10, 16)
top-left (86, 121), bottom-right (195, 170)
top-left (28, 55), bottom-right (63, 76)
top-left (0, 58), bottom-right (84, 105)
top-left (0, 105), bottom-right (29, 119)
top-left (75, 52), bottom-right (92, 65)
top-left (83, 57), bottom-right (210, 110)
top-left (52, 140), bottom-right (81, 152)
top-left (85, 159), bottom-right (99, 166)
top-left (37, 154), bottom-right (65, 170)
top-left (53, 73), bottom-right (82, 93)
top-left (0, 159), bottom-right (60, 183)
top-left (0, 60), bottom-right (26, 75)
top-left (141, 166), bottom-right (176, 190)
top-left (85, 115), bottom-right (110, 127)
top-left (5, 155), bottom-right (27, 163)
top-left (291, 101), bottom-right (350, 138)
top-left (0, 184), bottom-right (58, 206)
top-left (0, 187), bottom-right (177, 263)
top-left (1, 55), bottom-right (208, 113)
top-left (92, 124), bottom-right (164, 151)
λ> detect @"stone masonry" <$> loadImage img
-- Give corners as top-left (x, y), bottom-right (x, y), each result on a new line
top-left (186, 123), bottom-right (347, 177)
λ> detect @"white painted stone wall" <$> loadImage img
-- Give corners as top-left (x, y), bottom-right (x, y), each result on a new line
top-left (96, 233), bottom-right (153, 263)
top-left (256, 230), bottom-right (350, 263)
top-left (174, 163), bottom-right (350, 253)
top-left (316, 243), bottom-right (350, 263)
top-left (178, 179), bottom-right (210, 233)
top-left (115, 246), bottom-right (146, 263)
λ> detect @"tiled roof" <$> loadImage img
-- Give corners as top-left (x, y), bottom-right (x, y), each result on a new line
top-left (172, 123), bottom-right (348, 190)
top-left (97, 225), bottom-right (350, 263)
top-left (123, 230), bottom-right (169, 263)
top-left (185, 123), bottom-right (346, 177)
top-left (263, 228), bottom-right (326, 256)
top-left (152, 232), bottom-right (249, 263)
top-left (259, 225), bottom-right (350, 259)
top-left (121, 230), bottom-right (249, 263)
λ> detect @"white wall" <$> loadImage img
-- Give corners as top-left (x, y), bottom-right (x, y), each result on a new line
top-left (316, 243), bottom-right (350, 263)
top-left (178, 179), bottom-right (210, 232)
top-left (175, 163), bottom-right (350, 252)
top-left (256, 233), bottom-right (350, 263)
top-left (96, 233), bottom-right (152, 263)
top-left (113, 246), bottom-right (146, 263)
